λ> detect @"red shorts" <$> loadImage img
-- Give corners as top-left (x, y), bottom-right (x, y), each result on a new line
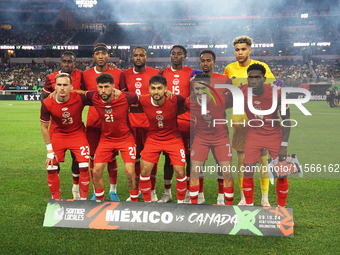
top-left (141, 136), bottom-right (186, 166)
top-left (132, 127), bottom-right (148, 156)
top-left (191, 135), bottom-right (232, 162)
top-left (87, 126), bottom-right (118, 158)
top-left (243, 132), bottom-right (282, 164)
top-left (94, 134), bottom-right (136, 164)
top-left (178, 119), bottom-right (190, 154)
top-left (51, 130), bottom-right (89, 164)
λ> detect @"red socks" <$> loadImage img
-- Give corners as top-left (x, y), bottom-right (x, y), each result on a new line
top-left (276, 178), bottom-right (289, 207)
top-left (176, 176), bottom-right (187, 201)
top-left (224, 187), bottom-right (234, 205)
top-left (243, 178), bottom-right (254, 205)
top-left (139, 175), bottom-right (151, 202)
top-left (47, 169), bottom-right (60, 199)
top-left (189, 185), bottom-right (199, 204)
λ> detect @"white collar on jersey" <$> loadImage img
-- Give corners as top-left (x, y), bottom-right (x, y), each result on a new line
top-left (133, 67), bottom-right (142, 74)
top-left (56, 98), bottom-right (65, 104)
top-left (151, 97), bottom-right (160, 107)
top-left (94, 67), bottom-right (102, 74)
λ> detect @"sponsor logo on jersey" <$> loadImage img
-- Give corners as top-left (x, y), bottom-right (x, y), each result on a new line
top-left (156, 110), bottom-right (162, 114)
top-left (254, 101), bottom-right (261, 104)
top-left (62, 107), bottom-right (68, 111)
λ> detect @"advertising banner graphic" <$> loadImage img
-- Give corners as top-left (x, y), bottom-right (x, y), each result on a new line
top-left (43, 200), bottom-right (294, 236)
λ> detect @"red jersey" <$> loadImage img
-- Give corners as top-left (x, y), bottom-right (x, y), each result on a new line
top-left (190, 92), bottom-right (232, 140)
top-left (43, 69), bottom-right (84, 94)
top-left (162, 66), bottom-right (194, 122)
top-left (239, 83), bottom-right (282, 135)
top-left (120, 66), bottom-right (160, 128)
top-left (211, 72), bottom-right (232, 94)
top-left (83, 66), bottom-right (123, 128)
top-left (138, 95), bottom-right (187, 141)
top-left (40, 92), bottom-right (88, 133)
top-left (85, 91), bottom-right (138, 139)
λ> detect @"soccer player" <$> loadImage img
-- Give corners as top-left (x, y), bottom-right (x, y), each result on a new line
top-left (226, 63), bottom-right (291, 207)
top-left (83, 43), bottom-right (123, 201)
top-left (159, 45), bottom-right (194, 203)
top-left (138, 75), bottom-right (188, 203)
top-left (40, 73), bottom-right (90, 200)
top-left (84, 73), bottom-right (139, 201)
top-left (119, 46), bottom-right (160, 202)
top-left (41, 51), bottom-right (84, 200)
top-left (223, 36), bottom-right (276, 206)
top-left (189, 73), bottom-right (234, 205)
top-left (199, 49), bottom-right (232, 204)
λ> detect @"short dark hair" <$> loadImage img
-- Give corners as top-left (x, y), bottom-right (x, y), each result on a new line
top-left (200, 49), bottom-right (216, 61)
top-left (133, 46), bottom-right (147, 53)
top-left (61, 51), bottom-right (76, 60)
top-left (93, 43), bottom-right (109, 54)
top-left (55, 72), bottom-right (72, 84)
top-left (170, 45), bottom-right (187, 58)
top-left (191, 73), bottom-right (210, 90)
top-left (149, 75), bottom-right (167, 87)
top-left (96, 73), bottom-right (114, 84)
top-left (247, 63), bottom-right (266, 76)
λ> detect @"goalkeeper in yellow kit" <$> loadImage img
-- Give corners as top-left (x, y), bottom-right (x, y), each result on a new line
top-left (224, 36), bottom-right (284, 206)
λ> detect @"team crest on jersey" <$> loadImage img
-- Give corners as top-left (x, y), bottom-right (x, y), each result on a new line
top-left (254, 101), bottom-right (261, 104)
top-left (173, 78), bottom-right (180, 85)
top-left (135, 81), bottom-right (142, 89)
top-left (231, 76), bottom-right (236, 80)
top-left (254, 105), bottom-right (262, 110)
top-left (204, 114), bottom-right (212, 121)
top-left (105, 107), bottom-right (113, 114)
top-left (156, 110), bottom-right (162, 114)
top-left (156, 115), bottom-right (164, 121)
top-left (191, 150), bottom-right (195, 156)
top-left (62, 107), bottom-right (68, 111)
top-left (62, 112), bottom-right (70, 118)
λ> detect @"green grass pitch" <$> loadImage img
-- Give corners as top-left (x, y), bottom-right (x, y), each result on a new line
top-left (0, 100), bottom-right (339, 254)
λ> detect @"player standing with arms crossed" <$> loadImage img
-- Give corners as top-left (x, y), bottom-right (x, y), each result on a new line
top-left (40, 73), bottom-right (90, 200)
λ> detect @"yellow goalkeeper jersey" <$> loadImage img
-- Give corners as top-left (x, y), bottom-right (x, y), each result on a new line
top-left (223, 59), bottom-right (275, 87)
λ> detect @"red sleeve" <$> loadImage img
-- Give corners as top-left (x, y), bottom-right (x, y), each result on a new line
top-left (40, 101), bottom-right (51, 123)
top-left (80, 93), bottom-right (92, 106)
top-left (125, 92), bottom-right (138, 105)
top-left (43, 76), bottom-right (53, 94)
top-left (177, 95), bottom-right (187, 113)
top-left (224, 89), bottom-right (233, 109)
top-left (85, 90), bottom-right (96, 102)
top-left (79, 70), bottom-right (86, 91)
top-left (119, 72), bottom-right (127, 91)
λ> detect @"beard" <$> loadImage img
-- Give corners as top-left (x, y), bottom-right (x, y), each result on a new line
top-left (134, 62), bottom-right (146, 68)
top-left (99, 93), bottom-right (112, 101)
top-left (152, 94), bottom-right (164, 101)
